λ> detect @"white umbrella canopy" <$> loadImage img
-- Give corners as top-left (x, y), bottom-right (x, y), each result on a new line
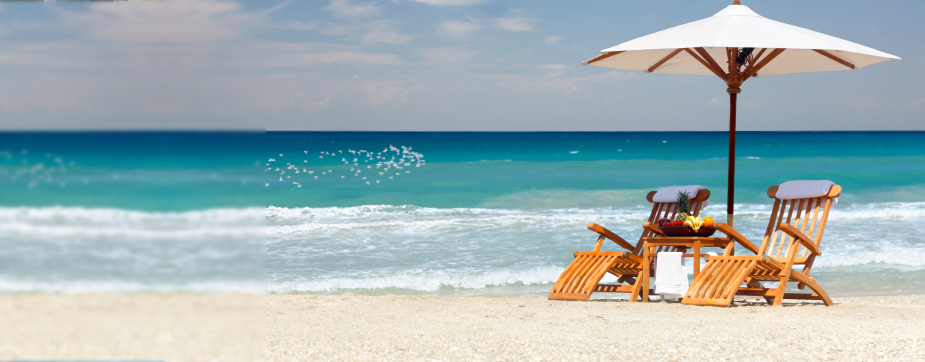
top-left (584, 1), bottom-right (899, 225)
top-left (585, 4), bottom-right (899, 76)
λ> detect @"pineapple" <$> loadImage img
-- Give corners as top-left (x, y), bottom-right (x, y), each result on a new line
top-left (674, 191), bottom-right (691, 221)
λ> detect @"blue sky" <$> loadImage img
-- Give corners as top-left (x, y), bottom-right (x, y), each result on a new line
top-left (0, 0), bottom-right (920, 130)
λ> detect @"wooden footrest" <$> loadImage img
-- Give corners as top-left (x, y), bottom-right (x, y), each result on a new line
top-left (549, 252), bottom-right (625, 301)
top-left (681, 257), bottom-right (759, 307)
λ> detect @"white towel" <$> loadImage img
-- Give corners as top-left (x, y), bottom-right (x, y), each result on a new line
top-left (775, 180), bottom-right (834, 199)
top-left (652, 185), bottom-right (703, 203)
top-left (654, 252), bottom-right (689, 299)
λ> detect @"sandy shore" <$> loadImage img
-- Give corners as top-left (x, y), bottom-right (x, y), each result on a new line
top-left (268, 294), bottom-right (925, 362)
top-left (0, 293), bottom-right (264, 362)
top-left (2, 293), bottom-right (921, 361)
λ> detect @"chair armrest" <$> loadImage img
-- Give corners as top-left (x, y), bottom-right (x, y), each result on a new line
top-left (779, 223), bottom-right (821, 256)
top-left (641, 222), bottom-right (666, 237)
top-left (587, 223), bottom-right (636, 252)
top-left (714, 223), bottom-right (760, 254)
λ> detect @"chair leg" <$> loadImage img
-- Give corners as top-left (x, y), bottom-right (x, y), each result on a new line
top-left (628, 274), bottom-right (643, 302)
top-left (800, 278), bottom-right (834, 306)
top-left (772, 274), bottom-right (790, 306)
top-left (746, 278), bottom-right (772, 305)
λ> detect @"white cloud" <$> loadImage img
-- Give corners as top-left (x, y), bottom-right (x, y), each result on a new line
top-left (0, 0), bottom-right (272, 129)
top-left (418, 47), bottom-right (473, 64)
top-left (408, 0), bottom-right (484, 5)
top-left (365, 83), bottom-right (421, 106)
top-left (361, 21), bottom-right (414, 45)
top-left (266, 0), bottom-right (293, 13)
top-left (273, 20), bottom-right (323, 31)
top-left (324, 0), bottom-right (380, 18)
top-left (490, 17), bottom-right (536, 32)
top-left (545, 35), bottom-right (562, 47)
top-left (708, 97), bottom-right (722, 105)
top-left (313, 94), bottom-right (333, 108)
top-left (436, 20), bottom-right (482, 39)
top-left (536, 64), bottom-right (570, 71)
top-left (62, 0), bottom-right (257, 44)
top-left (262, 50), bottom-right (404, 67)
top-left (493, 70), bottom-right (635, 94)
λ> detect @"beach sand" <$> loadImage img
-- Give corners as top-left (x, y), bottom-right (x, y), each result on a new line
top-left (268, 294), bottom-right (924, 362)
top-left (0, 293), bottom-right (264, 362)
top-left (3, 293), bottom-right (922, 361)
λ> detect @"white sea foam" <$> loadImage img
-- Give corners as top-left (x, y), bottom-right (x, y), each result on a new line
top-left (266, 202), bottom-right (925, 295)
top-left (267, 266), bottom-right (563, 293)
top-left (0, 206), bottom-right (264, 242)
top-left (0, 206), bottom-right (265, 293)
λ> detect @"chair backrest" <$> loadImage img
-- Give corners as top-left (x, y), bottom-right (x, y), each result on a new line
top-left (632, 188), bottom-right (711, 255)
top-left (757, 183), bottom-right (842, 263)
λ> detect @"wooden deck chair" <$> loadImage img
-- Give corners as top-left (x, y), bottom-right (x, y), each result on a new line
top-left (682, 181), bottom-right (841, 307)
top-left (549, 186), bottom-right (710, 301)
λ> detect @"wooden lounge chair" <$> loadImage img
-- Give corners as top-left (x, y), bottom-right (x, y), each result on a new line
top-left (549, 187), bottom-right (710, 301)
top-left (682, 181), bottom-right (841, 307)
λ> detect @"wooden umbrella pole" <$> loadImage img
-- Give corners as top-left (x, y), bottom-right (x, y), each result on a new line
top-left (727, 89), bottom-right (738, 226)
top-left (726, 46), bottom-right (742, 227)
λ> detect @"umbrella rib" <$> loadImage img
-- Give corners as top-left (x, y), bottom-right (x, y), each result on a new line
top-left (741, 48), bottom-right (767, 77)
top-left (742, 48), bottom-right (785, 80)
top-left (584, 51), bottom-right (624, 65)
top-left (694, 47), bottom-right (729, 80)
top-left (685, 48), bottom-right (726, 80)
top-left (813, 50), bottom-right (856, 70)
top-left (647, 49), bottom-right (683, 73)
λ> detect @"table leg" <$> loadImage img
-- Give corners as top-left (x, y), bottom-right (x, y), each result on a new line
top-left (693, 243), bottom-right (701, 278)
top-left (642, 245), bottom-right (649, 302)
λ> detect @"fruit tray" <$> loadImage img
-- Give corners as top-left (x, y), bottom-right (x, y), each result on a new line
top-left (658, 225), bottom-right (716, 237)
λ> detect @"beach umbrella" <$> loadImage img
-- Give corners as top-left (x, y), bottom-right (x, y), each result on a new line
top-left (583, 0), bottom-right (898, 225)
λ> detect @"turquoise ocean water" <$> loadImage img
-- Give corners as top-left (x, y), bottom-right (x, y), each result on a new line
top-left (3, 131), bottom-right (924, 297)
top-left (267, 131), bottom-right (925, 297)
top-left (0, 132), bottom-right (264, 293)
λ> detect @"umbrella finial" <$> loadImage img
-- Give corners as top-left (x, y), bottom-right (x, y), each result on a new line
top-left (734, 0), bottom-right (740, 5)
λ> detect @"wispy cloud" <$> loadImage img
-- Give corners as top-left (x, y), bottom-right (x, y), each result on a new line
top-left (493, 70), bottom-right (635, 94)
top-left (408, 0), bottom-right (484, 6)
top-left (263, 50), bottom-right (404, 67)
top-left (366, 83), bottom-right (422, 106)
top-left (62, 0), bottom-right (256, 44)
top-left (273, 20), bottom-right (322, 31)
top-left (545, 35), bottom-right (562, 47)
top-left (436, 20), bottom-right (482, 39)
top-left (490, 17), bottom-right (536, 32)
top-left (324, 0), bottom-right (380, 18)
top-left (536, 64), bottom-right (571, 71)
top-left (265, 0), bottom-right (293, 13)
top-left (0, 0), bottom-right (274, 129)
top-left (418, 46), bottom-right (473, 64)
top-left (361, 20), bottom-right (414, 45)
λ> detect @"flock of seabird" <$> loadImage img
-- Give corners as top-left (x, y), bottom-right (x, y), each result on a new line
top-left (265, 145), bottom-right (425, 187)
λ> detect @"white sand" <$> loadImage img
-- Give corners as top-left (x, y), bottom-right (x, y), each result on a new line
top-left (3, 293), bottom-right (921, 361)
top-left (0, 293), bottom-right (264, 362)
top-left (267, 294), bottom-right (925, 362)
